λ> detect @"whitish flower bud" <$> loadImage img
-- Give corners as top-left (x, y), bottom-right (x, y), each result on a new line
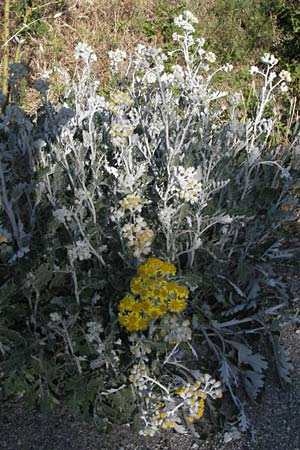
top-left (50, 312), bottom-right (62, 322)
top-left (261, 53), bottom-right (278, 66)
top-left (279, 70), bottom-right (291, 82)
top-left (249, 65), bottom-right (259, 75)
top-left (205, 52), bottom-right (216, 63)
top-left (74, 43), bottom-right (97, 63)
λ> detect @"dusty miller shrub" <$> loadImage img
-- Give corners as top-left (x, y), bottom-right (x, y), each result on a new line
top-left (0, 11), bottom-right (299, 434)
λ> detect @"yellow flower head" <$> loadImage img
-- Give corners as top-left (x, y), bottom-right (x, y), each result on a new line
top-left (130, 276), bottom-right (144, 295)
top-left (141, 298), bottom-right (154, 315)
top-left (138, 258), bottom-right (176, 279)
top-left (118, 295), bottom-right (136, 312)
top-left (147, 307), bottom-right (162, 319)
top-left (176, 285), bottom-right (189, 299)
top-left (119, 311), bottom-right (149, 332)
top-left (168, 298), bottom-right (187, 313)
top-left (119, 193), bottom-right (143, 212)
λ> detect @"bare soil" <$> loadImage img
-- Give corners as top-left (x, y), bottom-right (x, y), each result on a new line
top-left (1, 319), bottom-right (300, 450)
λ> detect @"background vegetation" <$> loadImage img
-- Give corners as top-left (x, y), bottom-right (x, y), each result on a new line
top-left (1, 0), bottom-right (299, 108)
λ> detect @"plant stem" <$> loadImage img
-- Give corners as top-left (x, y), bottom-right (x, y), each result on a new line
top-left (2, 0), bottom-right (11, 98)
top-left (15, 3), bottom-right (32, 63)
top-left (163, 343), bottom-right (179, 365)
top-left (0, 156), bottom-right (22, 248)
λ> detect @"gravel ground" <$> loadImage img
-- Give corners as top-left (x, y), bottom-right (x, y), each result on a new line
top-left (242, 320), bottom-right (300, 450)
top-left (1, 321), bottom-right (300, 450)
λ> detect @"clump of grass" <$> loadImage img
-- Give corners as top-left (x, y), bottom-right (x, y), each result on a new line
top-left (194, 0), bottom-right (278, 63)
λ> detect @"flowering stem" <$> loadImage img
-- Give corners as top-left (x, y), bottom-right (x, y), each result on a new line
top-left (69, 257), bottom-right (80, 305)
top-left (73, 213), bottom-right (105, 265)
top-left (144, 375), bottom-right (170, 396)
top-left (0, 157), bottom-right (22, 249)
top-left (163, 343), bottom-right (179, 365)
top-left (62, 322), bottom-right (82, 375)
top-left (168, 401), bottom-right (184, 416)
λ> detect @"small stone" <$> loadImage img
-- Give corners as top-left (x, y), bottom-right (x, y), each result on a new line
top-left (223, 429), bottom-right (241, 443)
top-left (224, 432), bottom-right (233, 443)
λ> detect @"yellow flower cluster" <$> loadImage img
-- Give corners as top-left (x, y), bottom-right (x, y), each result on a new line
top-left (121, 217), bottom-right (154, 261)
top-left (160, 414), bottom-right (178, 429)
top-left (109, 123), bottom-right (133, 147)
top-left (119, 193), bottom-right (143, 213)
top-left (119, 195), bottom-right (153, 260)
top-left (141, 395), bottom-right (180, 434)
top-left (187, 398), bottom-right (205, 422)
top-left (153, 408), bottom-right (178, 429)
top-left (107, 90), bottom-right (133, 114)
top-left (176, 377), bottom-right (222, 423)
top-left (176, 382), bottom-right (207, 422)
top-left (118, 258), bottom-right (189, 332)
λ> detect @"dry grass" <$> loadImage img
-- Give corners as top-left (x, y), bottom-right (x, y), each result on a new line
top-left (1, 0), bottom-right (178, 109)
top-left (2, 0), bottom-right (240, 114)
top-left (1, 0), bottom-right (295, 117)
top-left (1, 0), bottom-right (212, 77)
